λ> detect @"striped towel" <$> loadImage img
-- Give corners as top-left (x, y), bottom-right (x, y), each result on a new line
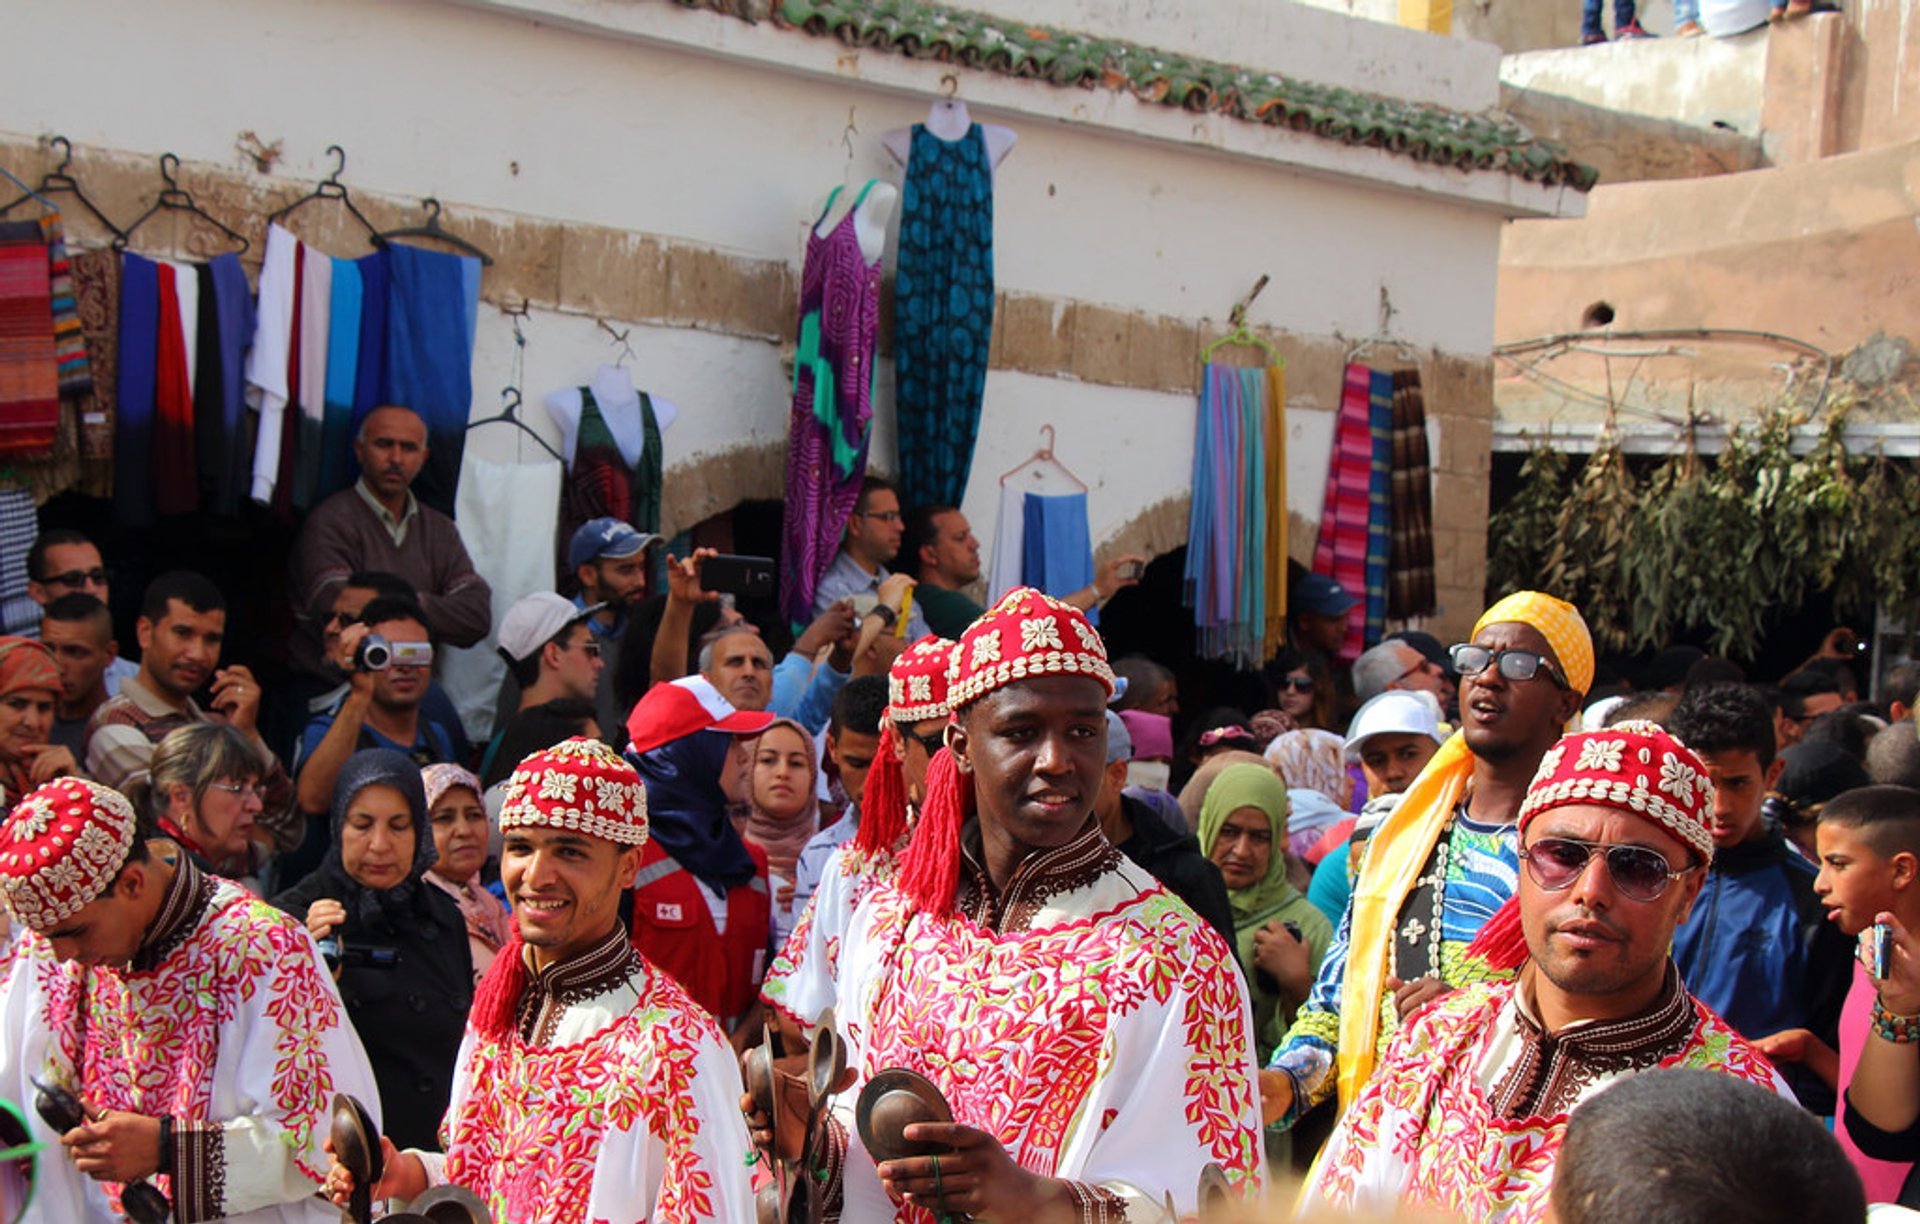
top-left (0, 222), bottom-right (58, 459)
top-left (1363, 367), bottom-right (1394, 648)
top-left (38, 214), bottom-right (89, 395)
top-left (1187, 362), bottom-right (1286, 667)
top-left (1389, 369), bottom-right (1437, 619)
top-left (1314, 363), bottom-right (1376, 664)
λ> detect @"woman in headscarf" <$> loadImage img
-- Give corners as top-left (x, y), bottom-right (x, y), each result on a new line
top-left (421, 763), bottom-right (513, 980)
top-left (272, 749), bottom-right (471, 1150)
top-left (0, 637), bottom-right (72, 817)
top-left (1265, 727), bottom-right (1356, 864)
top-left (1197, 763), bottom-right (1333, 1062)
top-left (740, 718), bottom-right (820, 945)
top-left (624, 681), bottom-right (772, 1030)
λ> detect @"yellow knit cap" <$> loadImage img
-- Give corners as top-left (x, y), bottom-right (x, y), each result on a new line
top-left (1472, 591), bottom-right (1594, 695)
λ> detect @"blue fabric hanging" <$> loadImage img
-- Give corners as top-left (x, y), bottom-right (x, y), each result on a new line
top-left (1020, 491), bottom-right (1095, 604)
top-left (381, 243), bottom-right (479, 517)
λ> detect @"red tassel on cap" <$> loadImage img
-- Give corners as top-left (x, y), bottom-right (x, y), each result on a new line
top-left (895, 747), bottom-right (971, 917)
top-left (853, 721), bottom-right (908, 859)
top-left (470, 930), bottom-right (529, 1040)
top-left (1464, 896), bottom-right (1528, 973)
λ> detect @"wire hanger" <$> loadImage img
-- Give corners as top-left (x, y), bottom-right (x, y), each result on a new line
top-left (0, 137), bottom-right (126, 241)
top-left (1202, 274), bottom-right (1278, 362)
top-left (266, 145), bottom-right (384, 246)
top-left (998, 423), bottom-right (1088, 492)
top-left (377, 197), bottom-right (494, 265)
top-left (113, 153), bottom-right (249, 254)
top-left (597, 318), bottom-right (636, 368)
top-left (1344, 284), bottom-right (1420, 365)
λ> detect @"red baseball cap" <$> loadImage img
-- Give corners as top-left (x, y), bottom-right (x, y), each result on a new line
top-left (626, 675), bottom-right (776, 755)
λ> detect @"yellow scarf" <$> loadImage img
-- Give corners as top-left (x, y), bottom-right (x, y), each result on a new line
top-left (1333, 731), bottom-right (1474, 1109)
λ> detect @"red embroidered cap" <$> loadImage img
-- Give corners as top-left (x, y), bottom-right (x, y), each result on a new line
top-left (942, 588), bottom-right (1115, 711)
top-left (498, 737), bottom-right (650, 847)
top-left (0, 777), bottom-right (139, 932)
top-left (888, 635), bottom-right (958, 723)
top-left (626, 675), bottom-right (777, 756)
top-left (1518, 720), bottom-right (1716, 863)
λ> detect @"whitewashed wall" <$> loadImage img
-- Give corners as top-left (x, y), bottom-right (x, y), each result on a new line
top-left (4, 0), bottom-right (1513, 564)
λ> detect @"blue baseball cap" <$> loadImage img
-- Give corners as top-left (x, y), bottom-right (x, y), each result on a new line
top-left (568, 518), bottom-right (659, 571)
top-left (1292, 573), bottom-right (1359, 618)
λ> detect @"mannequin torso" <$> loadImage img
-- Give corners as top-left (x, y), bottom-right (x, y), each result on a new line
top-left (812, 180), bottom-right (898, 265)
top-left (882, 100), bottom-right (1017, 173)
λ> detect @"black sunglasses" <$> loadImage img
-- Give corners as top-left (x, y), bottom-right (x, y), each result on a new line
top-left (1275, 676), bottom-right (1315, 694)
top-left (38, 567), bottom-right (107, 589)
top-left (1449, 644), bottom-right (1569, 689)
top-left (1520, 836), bottom-right (1698, 903)
top-left (897, 722), bottom-right (946, 755)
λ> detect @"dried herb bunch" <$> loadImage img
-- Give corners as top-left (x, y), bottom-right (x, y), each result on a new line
top-left (1487, 408), bottom-right (1920, 659)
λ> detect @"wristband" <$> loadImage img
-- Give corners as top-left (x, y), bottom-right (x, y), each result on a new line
top-left (870, 603), bottom-right (897, 629)
top-left (1872, 996), bottom-right (1920, 1044)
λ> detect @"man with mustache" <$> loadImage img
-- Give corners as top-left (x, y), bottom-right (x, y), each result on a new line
top-left (1300, 722), bottom-right (1789, 1221)
top-left (1264, 591), bottom-right (1591, 1134)
top-left (83, 572), bottom-right (298, 852)
top-left (287, 405), bottom-right (492, 687)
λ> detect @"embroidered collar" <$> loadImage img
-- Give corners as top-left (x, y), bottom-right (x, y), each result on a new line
top-left (954, 814), bottom-right (1123, 933)
top-left (513, 923), bottom-right (641, 1044)
top-left (130, 851), bottom-right (216, 973)
top-left (1487, 962), bottom-right (1696, 1119)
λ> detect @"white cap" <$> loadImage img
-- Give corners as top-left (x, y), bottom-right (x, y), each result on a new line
top-left (497, 593), bottom-right (602, 664)
top-left (1343, 691), bottom-right (1445, 761)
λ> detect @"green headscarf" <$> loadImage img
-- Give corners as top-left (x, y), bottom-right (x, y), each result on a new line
top-left (1196, 763), bottom-right (1294, 931)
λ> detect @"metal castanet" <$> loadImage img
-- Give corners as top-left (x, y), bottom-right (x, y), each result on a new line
top-left (328, 1094), bottom-right (383, 1224)
top-left (29, 1077), bottom-right (168, 1224)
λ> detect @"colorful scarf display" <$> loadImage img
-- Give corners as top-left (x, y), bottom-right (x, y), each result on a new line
top-left (1388, 369), bottom-right (1436, 619)
top-left (1184, 361), bottom-right (1287, 666)
top-left (0, 222), bottom-right (58, 459)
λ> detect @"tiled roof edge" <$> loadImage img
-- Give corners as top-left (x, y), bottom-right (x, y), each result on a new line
top-left (673, 0), bottom-right (1598, 191)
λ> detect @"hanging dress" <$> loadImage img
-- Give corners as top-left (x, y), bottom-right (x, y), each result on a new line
top-left (554, 383), bottom-right (663, 587)
top-left (778, 181), bottom-right (883, 627)
top-left (893, 125), bottom-right (995, 510)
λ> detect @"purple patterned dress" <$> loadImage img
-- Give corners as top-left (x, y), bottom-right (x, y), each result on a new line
top-left (780, 181), bottom-right (884, 626)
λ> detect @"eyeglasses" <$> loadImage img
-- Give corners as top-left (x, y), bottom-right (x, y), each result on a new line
top-left (323, 610), bottom-right (362, 628)
top-left (897, 722), bottom-right (946, 755)
top-left (1276, 677), bottom-right (1315, 694)
top-left (208, 781), bottom-right (265, 801)
top-left (39, 567), bottom-right (107, 589)
top-left (575, 640), bottom-right (602, 658)
top-left (1520, 836), bottom-right (1698, 902)
top-left (1449, 644), bottom-right (1568, 689)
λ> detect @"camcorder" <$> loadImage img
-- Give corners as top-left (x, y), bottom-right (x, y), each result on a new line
top-left (316, 937), bottom-right (401, 969)
top-left (352, 634), bottom-right (434, 673)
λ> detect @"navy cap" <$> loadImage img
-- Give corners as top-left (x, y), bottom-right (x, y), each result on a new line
top-left (568, 518), bottom-right (659, 571)
top-left (1292, 573), bottom-right (1359, 618)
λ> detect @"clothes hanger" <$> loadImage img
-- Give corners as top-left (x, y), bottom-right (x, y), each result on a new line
top-left (376, 197), bottom-right (493, 265)
top-left (466, 386), bottom-right (563, 464)
top-left (1344, 284), bottom-right (1420, 365)
top-left (597, 318), bottom-right (636, 369)
top-left (0, 137), bottom-right (126, 241)
top-left (998, 423), bottom-right (1088, 492)
top-left (1202, 274), bottom-right (1278, 362)
top-left (266, 145), bottom-right (384, 246)
top-left (113, 153), bottom-right (250, 254)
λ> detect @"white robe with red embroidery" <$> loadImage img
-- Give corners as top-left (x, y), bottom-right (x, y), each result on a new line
top-left (423, 953), bottom-right (754, 1223)
top-left (1301, 969), bottom-right (1793, 1222)
top-left (0, 872), bottom-right (379, 1223)
top-left (762, 842), bottom-right (898, 1040)
top-left (829, 852), bottom-right (1265, 1222)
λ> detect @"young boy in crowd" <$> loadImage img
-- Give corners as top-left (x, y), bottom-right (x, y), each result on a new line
top-left (1765, 784), bottom-right (1920, 1201)
top-left (1667, 684), bottom-right (1852, 1112)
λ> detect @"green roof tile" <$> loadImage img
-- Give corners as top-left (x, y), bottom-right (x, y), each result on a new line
top-left (690, 0), bottom-right (1597, 191)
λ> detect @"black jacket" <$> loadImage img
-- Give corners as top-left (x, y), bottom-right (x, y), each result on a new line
top-left (1115, 794), bottom-right (1239, 957)
top-left (273, 870), bottom-right (473, 1150)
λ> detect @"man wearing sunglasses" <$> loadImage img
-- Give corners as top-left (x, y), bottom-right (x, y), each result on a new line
top-left (1302, 722), bottom-right (1790, 1220)
top-left (1264, 591), bottom-right (1591, 1134)
top-left (21, 531), bottom-right (138, 699)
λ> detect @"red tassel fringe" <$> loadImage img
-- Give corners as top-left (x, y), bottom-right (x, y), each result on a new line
top-left (895, 748), bottom-right (970, 918)
top-left (470, 930), bottom-right (528, 1040)
top-left (1464, 896), bottom-right (1529, 973)
top-left (853, 721), bottom-right (908, 859)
